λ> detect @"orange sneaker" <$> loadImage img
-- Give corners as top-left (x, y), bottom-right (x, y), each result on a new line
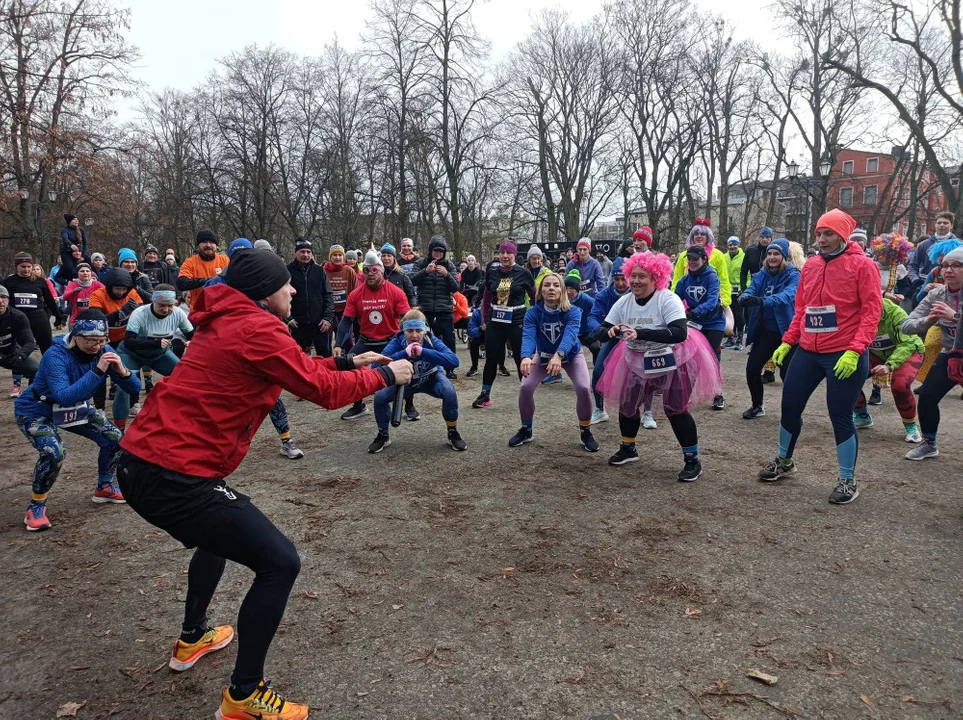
top-left (216, 681), bottom-right (309, 719)
top-left (168, 625), bottom-right (235, 671)
top-left (24, 504), bottom-right (51, 532)
top-left (92, 482), bottom-right (126, 504)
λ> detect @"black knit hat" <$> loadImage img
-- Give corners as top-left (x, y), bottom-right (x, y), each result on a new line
top-left (225, 249), bottom-right (291, 301)
top-left (64, 214), bottom-right (77, 225)
top-left (295, 237), bottom-right (313, 252)
top-left (196, 229), bottom-right (217, 245)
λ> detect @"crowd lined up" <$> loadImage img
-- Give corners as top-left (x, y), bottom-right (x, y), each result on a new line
top-left (3, 208), bottom-right (963, 719)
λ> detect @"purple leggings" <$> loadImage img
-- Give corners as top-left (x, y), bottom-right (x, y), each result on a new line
top-left (519, 352), bottom-right (593, 423)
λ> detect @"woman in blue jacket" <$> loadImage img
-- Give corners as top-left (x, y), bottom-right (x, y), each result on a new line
top-left (368, 309), bottom-right (466, 453)
top-left (675, 245), bottom-right (727, 410)
top-left (15, 308), bottom-right (141, 531)
top-left (737, 238), bottom-right (800, 418)
top-left (509, 273), bottom-right (599, 452)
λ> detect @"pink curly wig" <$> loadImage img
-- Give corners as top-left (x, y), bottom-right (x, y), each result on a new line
top-left (622, 251), bottom-right (673, 291)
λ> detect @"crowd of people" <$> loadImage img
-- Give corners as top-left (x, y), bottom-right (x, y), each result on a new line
top-left (4, 208), bottom-right (962, 719)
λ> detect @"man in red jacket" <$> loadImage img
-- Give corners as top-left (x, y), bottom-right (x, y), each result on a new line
top-left (116, 249), bottom-right (412, 720)
top-left (757, 209), bottom-right (882, 505)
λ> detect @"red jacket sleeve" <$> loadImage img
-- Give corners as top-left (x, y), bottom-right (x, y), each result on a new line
top-left (849, 259), bottom-right (883, 354)
top-left (242, 318), bottom-right (386, 407)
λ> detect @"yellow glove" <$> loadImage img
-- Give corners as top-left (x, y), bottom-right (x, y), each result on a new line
top-left (771, 342), bottom-right (793, 366)
top-left (833, 350), bottom-right (861, 380)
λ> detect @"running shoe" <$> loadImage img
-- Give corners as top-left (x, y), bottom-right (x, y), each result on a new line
top-left (279, 439), bottom-right (304, 459)
top-left (466, 366), bottom-right (479, 378)
top-left (446, 370), bottom-right (457, 380)
top-left (498, 365), bottom-right (510, 377)
top-left (508, 426), bottom-right (533, 447)
top-left (828, 478), bottom-right (859, 505)
top-left (868, 386), bottom-right (882, 405)
top-left (541, 374), bottom-right (562, 385)
top-left (169, 625), bottom-right (235, 672)
top-left (128, 403), bottom-right (142, 417)
top-left (9, 385), bottom-right (21, 399)
top-left (904, 425), bottom-right (922, 443)
top-left (590, 408), bottom-right (609, 425)
top-left (368, 431), bottom-right (391, 454)
top-left (471, 391), bottom-right (491, 409)
top-left (580, 427), bottom-right (599, 452)
top-left (733, 341), bottom-right (744, 351)
top-left (761, 371), bottom-right (776, 384)
top-left (447, 428), bottom-right (468, 451)
top-left (92, 482), bottom-right (126, 504)
top-left (144, 380), bottom-right (154, 395)
top-left (678, 457), bottom-right (702, 482)
top-left (642, 411), bottom-right (657, 429)
top-left (479, 348), bottom-right (487, 359)
top-left (905, 441), bottom-right (938, 461)
top-left (758, 457), bottom-right (796, 482)
top-left (853, 413), bottom-right (874, 429)
top-left (712, 395), bottom-right (725, 410)
top-left (608, 446), bottom-right (639, 466)
top-left (215, 680), bottom-right (308, 720)
top-left (341, 402), bottom-right (369, 420)
top-left (722, 336), bottom-right (736, 349)
top-left (404, 403), bottom-right (420, 422)
top-left (742, 406), bottom-right (765, 419)
top-left (24, 503), bottom-right (50, 532)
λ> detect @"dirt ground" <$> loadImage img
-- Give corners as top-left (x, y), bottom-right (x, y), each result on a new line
top-left (1, 347), bottom-right (961, 720)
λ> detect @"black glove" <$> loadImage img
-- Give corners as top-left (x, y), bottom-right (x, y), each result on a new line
top-left (0, 355), bottom-right (12, 370)
top-left (739, 295), bottom-right (763, 308)
top-left (122, 299), bottom-right (139, 314)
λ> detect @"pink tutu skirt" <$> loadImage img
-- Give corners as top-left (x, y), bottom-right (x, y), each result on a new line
top-left (596, 330), bottom-right (723, 417)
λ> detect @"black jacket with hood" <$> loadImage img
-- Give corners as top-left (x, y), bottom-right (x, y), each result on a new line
top-left (411, 235), bottom-right (459, 313)
top-left (287, 258), bottom-right (334, 325)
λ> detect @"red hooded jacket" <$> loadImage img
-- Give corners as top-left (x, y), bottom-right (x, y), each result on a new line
top-left (782, 241), bottom-right (882, 355)
top-left (120, 283), bottom-right (387, 478)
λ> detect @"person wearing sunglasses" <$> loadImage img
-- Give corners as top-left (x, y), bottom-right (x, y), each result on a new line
top-left (14, 308), bottom-right (140, 531)
top-left (334, 250), bottom-right (411, 420)
top-left (902, 247), bottom-right (963, 460)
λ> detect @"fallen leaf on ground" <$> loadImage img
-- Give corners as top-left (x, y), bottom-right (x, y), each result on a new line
top-left (685, 607), bottom-right (702, 617)
top-left (746, 669), bottom-right (778, 685)
top-left (57, 702), bottom-right (86, 718)
top-left (860, 695), bottom-right (876, 708)
top-left (302, 591), bottom-right (319, 600)
top-left (391, 604), bottom-right (403, 610)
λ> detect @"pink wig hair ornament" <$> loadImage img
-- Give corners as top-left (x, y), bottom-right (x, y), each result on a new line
top-left (686, 217), bottom-right (715, 256)
top-left (622, 251), bottom-right (674, 291)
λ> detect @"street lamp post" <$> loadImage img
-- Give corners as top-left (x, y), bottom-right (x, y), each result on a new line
top-left (786, 158), bottom-right (832, 249)
top-left (19, 188), bottom-right (58, 265)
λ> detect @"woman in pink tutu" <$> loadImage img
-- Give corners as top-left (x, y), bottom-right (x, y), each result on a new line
top-left (594, 252), bottom-right (723, 481)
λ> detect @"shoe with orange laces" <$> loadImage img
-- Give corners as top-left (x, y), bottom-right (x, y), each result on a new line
top-left (216, 680), bottom-right (309, 720)
top-left (24, 503), bottom-right (51, 532)
top-left (168, 625), bottom-right (235, 671)
top-left (92, 482), bottom-right (126, 504)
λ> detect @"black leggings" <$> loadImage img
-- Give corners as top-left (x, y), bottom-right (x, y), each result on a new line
top-left (746, 327), bottom-right (794, 407)
top-left (25, 310), bottom-right (53, 354)
top-left (918, 354), bottom-right (956, 437)
top-left (482, 322), bottom-right (523, 386)
top-left (620, 411), bottom-right (697, 448)
top-left (730, 293), bottom-right (745, 334)
top-left (469, 331), bottom-right (485, 368)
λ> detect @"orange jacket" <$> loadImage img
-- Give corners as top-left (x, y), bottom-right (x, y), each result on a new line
top-left (89, 288), bottom-right (143, 343)
top-left (452, 291), bottom-right (469, 323)
top-left (178, 253), bottom-right (231, 307)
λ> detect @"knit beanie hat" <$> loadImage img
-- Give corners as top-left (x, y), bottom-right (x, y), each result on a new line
top-left (118, 248), bottom-right (137, 264)
top-left (815, 209), bottom-right (857, 242)
top-left (225, 249), bottom-right (291, 301)
top-left (14, 252), bottom-right (33, 266)
top-left (632, 227), bottom-right (653, 246)
top-left (527, 244), bottom-right (543, 259)
top-left (727, 236), bottom-right (741, 247)
top-left (145, 244), bottom-right (159, 255)
top-left (498, 241), bottom-right (517, 255)
top-left (381, 243), bottom-right (397, 258)
top-left (70, 308), bottom-right (109, 338)
top-left (91, 252), bottom-right (105, 263)
top-left (942, 247), bottom-right (963, 265)
top-left (329, 244), bottom-right (345, 258)
top-left (363, 250), bottom-right (383, 269)
top-left (64, 214), bottom-right (77, 225)
top-left (196, 229), bottom-right (217, 245)
top-left (564, 269), bottom-right (582, 290)
top-left (768, 238), bottom-right (790, 259)
top-left (576, 238), bottom-right (592, 251)
top-left (760, 227), bottom-right (773, 238)
top-left (295, 237), bottom-right (313, 252)
top-left (0, 284), bottom-right (8, 297)
top-left (345, 250), bottom-right (358, 263)
top-left (229, 238), bottom-right (253, 258)
top-left (849, 228), bottom-right (868, 243)
top-left (253, 239), bottom-right (273, 251)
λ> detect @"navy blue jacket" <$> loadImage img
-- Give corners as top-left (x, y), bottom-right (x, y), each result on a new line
top-left (740, 264), bottom-right (800, 344)
top-left (674, 265), bottom-right (725, 332)
top-left (569, 291), bottom-right (595, 337)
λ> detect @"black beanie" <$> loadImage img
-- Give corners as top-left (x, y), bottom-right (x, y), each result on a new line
top-left (225, 249), bottom-right (291, 300)
top-left (196, 229), bottom-right (217, 245)
top-left (295, 237), bottom-right (313, 251)
top-left (64, 214), bottom-right (77, 225)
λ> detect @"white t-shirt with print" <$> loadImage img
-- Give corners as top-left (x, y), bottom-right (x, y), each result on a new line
top-left (127, 304), bottom-right (193, 341)
top-left (604, 289), bottom-right (686, 352)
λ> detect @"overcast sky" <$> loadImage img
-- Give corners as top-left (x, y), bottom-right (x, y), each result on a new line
top-left (125, 0), bottom-right (776, 96)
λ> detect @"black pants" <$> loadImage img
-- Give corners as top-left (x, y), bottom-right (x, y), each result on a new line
top-left (482, 321), bottom-right (523, 386)
top-left (918, 354), bottom-right (956, 437)
top-left (424, 312), bottom-right (455, 353)
top-left (746, 327), bottom-right (794, 407)
top-left (469, 331), bottom-right (486, 368)
top-left (620, 411), bottom-right (697, 449)
top-left (292, 322), bottom-right (331, 357)
top-left (730, 293), bottom-right (745, 334)
top-left (2, 353), bottom-right (39, 380)
top-left (579, 333), bottom-right (600, 366)
top-left (24, 310), bottom-right (53, 354)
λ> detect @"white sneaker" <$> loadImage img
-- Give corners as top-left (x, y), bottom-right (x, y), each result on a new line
top-left (905, 429), bottom-right (923, 443)
top-left (642, 411), bottom-right (657, 429)
top-left (128, 403), bottom-right (142, 417)
top-left (280, 439), bottom-right (304, 459)
top-left (590, 408), bottom-right (609, 425)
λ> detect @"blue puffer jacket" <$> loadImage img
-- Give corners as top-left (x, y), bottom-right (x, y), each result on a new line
top-left (467, 308), bottom-right (483, 340)
top-left (382, 331), bottom-right (458, 388)
top-left (740, 264), bottom-right (800, 344)
top-left (674, 265), bottom-right (725, 332)
top-left (569, 291), bottom-right (595, 337)
top-left (588, 285), bottom-right (627, 333)
top-left (14, 336), bottom-right (141, 420)
top-left (521, 302), bottom-right (582, 363)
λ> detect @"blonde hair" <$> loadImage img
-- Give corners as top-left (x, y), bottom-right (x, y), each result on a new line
top-left (536, 272), bottom-right (571, 311)
top-left (788, 241), bottom-right (806, 268)
top-left (402, 308), bottom-right (427, 324)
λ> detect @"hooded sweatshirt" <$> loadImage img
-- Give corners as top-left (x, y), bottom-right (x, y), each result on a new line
top-left (674, 264), bottom-right (725, 332)
top-left (670, 247), bottom-right (732, 306)
top-left (120, 283), bottom-right (388, 478)
top-left (412, 236), bottom-right (459, 313)
top-left (564, 256), bottom-right (606, 296)
top-left (783, 241), bottom-right (882, 354)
